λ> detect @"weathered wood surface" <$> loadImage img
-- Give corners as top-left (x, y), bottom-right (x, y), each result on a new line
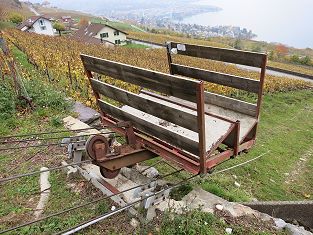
top-left (98, 100), bottom-right (199, 155)
top-left (91, 79), bottom-right (198, 132)
top-left (169, 42), bottom-right (266, 68)
top-left (204, 91), bottom-right (257, 117)
top-left (171, 63), bottom-right (260, 93)
top-left (138, 92), bottom-right (234, 152)
top-left (81, 54), bottom-right (199, 102)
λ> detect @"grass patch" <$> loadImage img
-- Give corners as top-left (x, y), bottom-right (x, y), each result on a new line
top-left (200, 89), bottom-right (313, 201)
top-left (123, 43), bottom-right (150, 49)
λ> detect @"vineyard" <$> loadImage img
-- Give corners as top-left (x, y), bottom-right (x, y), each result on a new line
top-left (2, 29), bottom-right (310, 108)
top-left (268, 60), bottom-right (313, 76)
top-left (128, 31), bottom-right (229, 48)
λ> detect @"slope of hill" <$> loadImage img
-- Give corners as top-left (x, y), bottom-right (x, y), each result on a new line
top-left (0, 0), bottom-right (32, 20)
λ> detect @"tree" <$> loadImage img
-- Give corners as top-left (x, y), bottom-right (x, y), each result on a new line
top-left (300, 56), bottom-right (311, 66)
top-left (9, 13), bottom-right (23, 24)
top-left (53, 22), bottom-right (65, 36)
top-left (234, 39), bottom-right (243, 50)
top-left (275, 44), bottom-right (288, 57)
top-left (78, 17), bottom-right (89, 27)
top-left (290, 54), bottom-right (300, 64)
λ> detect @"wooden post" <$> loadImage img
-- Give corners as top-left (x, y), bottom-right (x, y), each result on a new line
top-left (68, 61), bottom-right (72, 86)
top-left (196, 81), bottom-right (207, 174)
top-left (256, 55), bottom-right (267, 120)
top-left (166, 42), bottom-right (174, 75)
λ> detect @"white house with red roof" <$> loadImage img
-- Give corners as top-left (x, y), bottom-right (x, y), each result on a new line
top-left (17, 16), bottom-right (55, 36)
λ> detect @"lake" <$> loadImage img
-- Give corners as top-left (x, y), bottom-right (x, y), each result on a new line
top-left (180, 0), bottom-right (313, 49)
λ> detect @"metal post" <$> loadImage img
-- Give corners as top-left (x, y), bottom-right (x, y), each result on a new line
top-left (196, 81), bottom-right (207, 174)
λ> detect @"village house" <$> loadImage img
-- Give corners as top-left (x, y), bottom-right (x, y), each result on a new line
top-left (17, 16), bottom-right (55, 36)
top-left (72, 23), bottom-right (128, 46)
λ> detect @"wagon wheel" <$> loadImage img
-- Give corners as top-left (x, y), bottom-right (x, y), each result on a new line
top-left (86, 134), bottom-right (109, 160)
top-left (86, 135), bottom-right (121, 179)
top-left (100, 167), bottom-right (121, 179)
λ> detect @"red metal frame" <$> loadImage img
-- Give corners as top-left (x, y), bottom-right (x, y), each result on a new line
top-left (82, 44), bottom-right (267, 175)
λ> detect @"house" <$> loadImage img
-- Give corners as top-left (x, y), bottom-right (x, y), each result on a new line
top-left (72, 23), bottom-right (128, 46)
top-left (59, 16), bottom-right (75, 30)
top-left (17, 16), bottom-right (55, 36)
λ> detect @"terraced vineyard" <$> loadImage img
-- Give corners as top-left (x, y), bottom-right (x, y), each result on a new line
top-left (3, 30), bottom-right (309, 108)
top-left (128, 31), bottom-right (229, 48)
top-left (268, 61), bottom-right (313, 77)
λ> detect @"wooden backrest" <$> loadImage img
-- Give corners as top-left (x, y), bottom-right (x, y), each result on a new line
top-left (167, 42), bottom-right (267, 68)
top-left (166, 42), bottom-right (267, 117)
top-left (81, 54), bottom-right (205, 156)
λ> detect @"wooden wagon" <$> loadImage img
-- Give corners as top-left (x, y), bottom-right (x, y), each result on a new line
top-left (81, 42), bottom-right (267, 178)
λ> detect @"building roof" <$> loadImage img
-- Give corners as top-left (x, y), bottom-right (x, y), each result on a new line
top-left (72, 23), bottom-right (127, 45)
top-left (73, 23), bottom-right (128, 39)
top-left (17, 16), bottom-right (52, 30)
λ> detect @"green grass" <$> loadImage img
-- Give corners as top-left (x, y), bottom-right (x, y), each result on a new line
top-left (0, 21), bottom-right (16, 30)
top-left (148, 89), bottom-right (313, 202)
top-left (201, 89), bottom-right (313, 201)
top-left (123, 43), bottom-right (150, 49)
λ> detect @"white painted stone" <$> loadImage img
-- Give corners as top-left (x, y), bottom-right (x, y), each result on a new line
top-left (234, 181), bottom-right (241, 187)
top-left (274, 218), bottom-right (287, 229)
top-left (225, 228), bottom-right (233, 234)
top-left (130, 218), bottom-right (140, 228)
top-left (216, 204), bottom-right (224, 211)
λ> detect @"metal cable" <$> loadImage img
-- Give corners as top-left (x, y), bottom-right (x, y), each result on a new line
top-left (0, 140), bottom-right (86, 151)
top-left (139, 159), bottom-right (164, 174)
top-left (57, 152), bottom-right (269, 234)
top-left (0, 168), bottom-right (183, 234)
top-left (57, 174), bottom-right (198, 235)
top-left (0, 131), bottom-right (118, 144)
top-left (0, 125), bottom-right (110, 140)
top-left (0, 152), bottom-right (268, 234)
top-left (0, 160), bottom-right (92, 183)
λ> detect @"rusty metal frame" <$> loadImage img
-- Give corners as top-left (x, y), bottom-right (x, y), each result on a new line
top-left (165, 42), bottom-right (267, 171)
top-left (82, 44), bottom-right (266, 175)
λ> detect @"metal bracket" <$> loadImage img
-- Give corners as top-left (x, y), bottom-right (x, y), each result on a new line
top-left (134, 182), bottom-right (170, 209)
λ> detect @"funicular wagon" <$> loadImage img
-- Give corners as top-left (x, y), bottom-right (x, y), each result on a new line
top-left (81, 42), bottom-right (267, 178)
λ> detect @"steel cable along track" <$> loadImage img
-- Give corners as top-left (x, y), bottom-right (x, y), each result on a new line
top-left (0, 124), bottom-right (269, 235)
top-left (0, 131), bottom-right (122, 151)
top-left (0, 169), bottom-right (184, 234)
top-left (57, 153), bottom-right (268, 235)
top-left (0, 126), bottom-right (112, 140)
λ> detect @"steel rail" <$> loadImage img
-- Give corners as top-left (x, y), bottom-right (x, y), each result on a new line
top-left (57, 152), bottom-right (269, 234)
top-left (58, 174), bottom-right (198, 235)
top-left (0, 169), bottom-right (183, 234)
top-left (0, 152), bottom-right (268, 234)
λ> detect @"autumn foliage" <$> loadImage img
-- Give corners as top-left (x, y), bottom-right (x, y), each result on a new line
top-left (3, 30), bottom-right (309, 108)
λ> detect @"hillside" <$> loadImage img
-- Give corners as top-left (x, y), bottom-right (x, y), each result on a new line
top-left (0, 0), bottom-right (32, 20)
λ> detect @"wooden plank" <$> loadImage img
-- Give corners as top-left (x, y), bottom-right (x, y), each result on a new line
top-left (171, 63), bottom-right (260, 93)
top-left (81, 54), bottom-right (199, 102)
top-left (91, 79), bottom-right (198, 132)
top-left (204, 91), bottom-right (257, 117)
top-left (169, 42), bottom-right (266, 68)
top-left (98, 100), bottom-right (199, 155)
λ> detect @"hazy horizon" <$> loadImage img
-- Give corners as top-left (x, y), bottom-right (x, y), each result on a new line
top-left (25, 0), bottom-right (313, 49)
